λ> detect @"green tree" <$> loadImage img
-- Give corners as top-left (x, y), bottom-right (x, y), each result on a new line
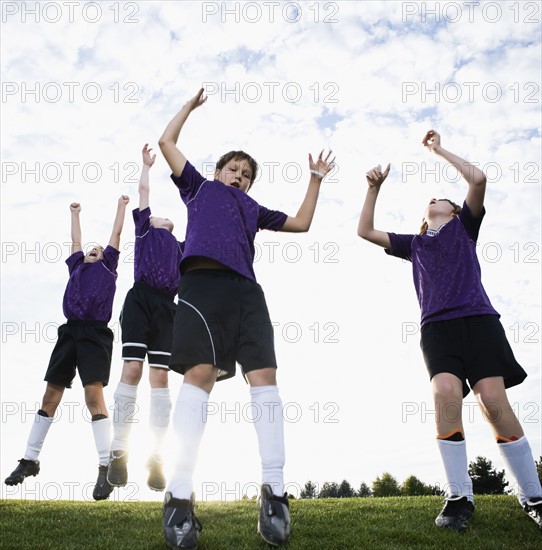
top-left (357, 482), bottom-right (372, 498)
top-left (318, 482), bottom-right (339, 498)
top-left (337, 480), bottom-right (356, 498)
top-left (401, 475), bottom-right (432, 496)
top-left (468, 456), bottom-right (508, 495)
top-left (372, 473), bottom-right (401, 497)
top-left (300, 481), bottom-right (318, 499)
top-left (426, 483), bottom-right (446, 496)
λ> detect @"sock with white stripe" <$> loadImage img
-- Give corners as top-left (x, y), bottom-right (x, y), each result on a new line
top-left (150, 387), bottom-right (171, 455)
top-left (497, 436), bottom-right (542, 505)
top-left (24, 411), bottom-right (54, 461)
top-left (250, 385), bottom-right (285, 497)
top-left (437, 438), bottom-right (474, 502)
top-left (167, 383), bottom-right (209, 500)
top-left (111, 382), bottom-right (138, 452)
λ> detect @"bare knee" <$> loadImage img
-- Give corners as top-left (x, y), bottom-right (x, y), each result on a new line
top-left (121, 361), bottom-right (144, 385)
top-left (41, 383), bottom-right (65, 416)
top-left (84, 381), bottom-right (108, 417)
top-left (149, 367), bottom-right (169, 388)
top-left (184, 364), bottom-right (218, 393)
top-left (474, 378), bottom-right (511, 424)
top-left (432, 373), bottom-right (463, 404)
top-left (246, 368), bottom-right (277, 387)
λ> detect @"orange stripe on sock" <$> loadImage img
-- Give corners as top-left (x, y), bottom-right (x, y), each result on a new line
top-left (496, 435), bottom-right (519, 443)
top-left (437, 430), bottom-right (464, 440)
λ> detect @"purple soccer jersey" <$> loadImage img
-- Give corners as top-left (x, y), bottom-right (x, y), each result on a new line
top-left (385, 201), bottom-right (499, 325)
top-left (171, 161), bottom-right (288, 281)
top-left (133, 207), bottom-right (183, 296)
top-left (62, 245), bottom-right (120, 322)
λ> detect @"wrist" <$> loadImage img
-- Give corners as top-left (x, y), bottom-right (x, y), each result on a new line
top-left (310, 169), bottom-right (325, 179)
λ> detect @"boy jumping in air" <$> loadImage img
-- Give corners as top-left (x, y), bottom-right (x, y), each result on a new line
top-left (158, 87), bottom-right (335, 548)
top-left (5, 196), bottom-right (129, 501)
top-left (358, 130), bottom-right (542, 532)
top-left (108, 144), bottom-right (183, 492)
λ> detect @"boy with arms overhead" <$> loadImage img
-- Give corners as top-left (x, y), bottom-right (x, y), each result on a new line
top-left (159, 88), bottom-right (335, 548)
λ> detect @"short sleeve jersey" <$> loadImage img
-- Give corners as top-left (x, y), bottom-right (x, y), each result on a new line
top-left (133, 207), bottom-right (183, 297)
top-left (171, 161), bottom-right (288, 281)
top-left (62, 245), bottom-right (120, 322)
top-left (385, 201), bottom-right (499, 325)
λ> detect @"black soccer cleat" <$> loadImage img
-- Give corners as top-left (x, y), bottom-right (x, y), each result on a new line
top-left (163, 491), bottom-right (202, 549)
top-left (107, 450), bottom-right (128, 487)
top-left (93, 465), bottom-right (114, 501)
top-left (4, 459), bottom-right (40, 486)
top-left (524, 497), bottom-right (542, 531)
top-left (146, 453), bottom-right (166, 492)
top-left (435, 495), bottom-right (474, 532)
top-left (258, 483), bottom-right (291, 546)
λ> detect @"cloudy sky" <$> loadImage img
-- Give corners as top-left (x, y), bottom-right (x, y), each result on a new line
top-left (1, 1), bottom-right (540, 503)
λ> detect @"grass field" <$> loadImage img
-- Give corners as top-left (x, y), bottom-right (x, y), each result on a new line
top-left (1, 495), bottom-right (540, 549)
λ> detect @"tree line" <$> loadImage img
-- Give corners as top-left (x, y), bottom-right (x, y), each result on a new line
top-left (296, 456), bottom-right (542, 499)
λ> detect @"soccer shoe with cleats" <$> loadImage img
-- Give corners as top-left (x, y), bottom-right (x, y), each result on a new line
top-left (524, 497), bottom-right (542, 531)
top-left (435, 495), bottom-right (474, 531)
top-left (4, 459), bottom-right (40, 485)
top-left (163, 492), bottom-right (202, 549)
top-left (93, 465), bottom-right (114, 501)
top-left (147, 453), bottom-right (166, 491)
top-left (107, 450), bottom-right (128, 487)
top-left (258, 483), bottom-right (291, 546)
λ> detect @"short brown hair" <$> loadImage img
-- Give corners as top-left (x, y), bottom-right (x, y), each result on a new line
top-left (216, 151), bottom-right (258, 186)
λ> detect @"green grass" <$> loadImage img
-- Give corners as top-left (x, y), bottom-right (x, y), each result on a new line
top-left (1, 495), bottom-right (540, 549)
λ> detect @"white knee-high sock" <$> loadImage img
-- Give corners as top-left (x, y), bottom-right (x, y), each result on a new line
top-left (250, 385), bottom-right (285, 497)
top-left (111, 382), bottom-right (138, 452)
top-left (437, 439), bottom-right (474, 502)
top-left (92, 417), bottom-right (111, 466)
top-left (167, 383), bottom-right (209, 500)
top-left (498, 436), bottom-right (542, 505)
top-left (24, 412), bottom-right (54, 461)
top-left (150, 387), bottom-right (172, 455)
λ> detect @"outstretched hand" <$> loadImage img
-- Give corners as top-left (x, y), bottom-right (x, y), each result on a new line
top-left (185, 87), bottom-right (207, 112)
top-left (309, 150), bottom-right (336, 181)
top-left (70, 202), bottom-right (81, 213)
top-left (366, 164), bottom-right (390, 189)
top-left (422, 129), bottom-right (441, 152)
top-left (142, 143), bottom-right (156, 167)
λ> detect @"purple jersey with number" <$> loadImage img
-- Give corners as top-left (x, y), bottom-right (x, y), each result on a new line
top-left (133, 207), bottom-right (183, 296)
top-left (62, 245), bottom-right (119, 321)
top-left (171, 161), bottom-right (288, 281)
top-left (385, 201), bottom-right (499, 325)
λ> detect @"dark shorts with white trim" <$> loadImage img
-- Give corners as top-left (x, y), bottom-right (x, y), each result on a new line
top-left (169, 269), bottom-right (278, 381)
top-left (120, 281), bottom-right (176, 369)
top-left (420, 315), bottom-right (527, 397)
top-left (44, 320), bottom-right (113, 388)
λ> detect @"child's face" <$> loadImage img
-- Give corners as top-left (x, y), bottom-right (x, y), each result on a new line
top-left (425, 198), bottom-right (456, 220)
top-left (214, 158), bottom-right (253, 193)
top-left (84, 246), bottom-right (104, 263)
top-left (150, 216), bottom-right (174, 232)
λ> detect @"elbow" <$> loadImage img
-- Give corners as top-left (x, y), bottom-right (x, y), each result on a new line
top-left (357, 226), bottom-right (369, 240)
top-left (475, 173), bottom-right (487, 186)
top-left (158, 137), bottom-right (172, 150)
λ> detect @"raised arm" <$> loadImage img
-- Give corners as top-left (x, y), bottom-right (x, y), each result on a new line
top-left (158, 88), bottom-right (207, 177)
top-left (357, 164), bottom-right (392, 248)
top-left (422, 130), bottom-right (486, 217)
top-left (108, 195), bottom-right (130, 250)
top-left (70, 202), bottom-right (83, 255)
top-left (280, 150), bottom-right (335, 233)
top-left (139, 143), bottom-right (156, 211)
